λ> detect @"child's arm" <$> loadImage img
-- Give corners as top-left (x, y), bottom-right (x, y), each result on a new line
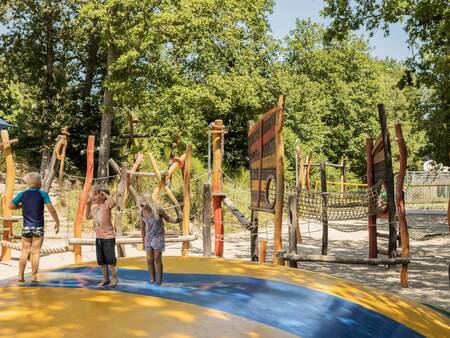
top-left (85, 196), bottom-right (93, 220)
top-left (140, 215), bottom-right (145, 244)
top-left (46, 204), bottom-right (60, 234)
top-left (102, 192), bottom-right (116, 209)
top-left (9, 191), bottom-right (23, 210)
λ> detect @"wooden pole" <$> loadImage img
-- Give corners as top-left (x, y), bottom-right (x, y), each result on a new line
top-left (341, 156), bottom-right (347, 193)
top-left (0, 130), bottom-right (16, 261)
top-left (274, 95), bottom-right (285, 265)
top-left (288, 194), bottom-right (298, 268)
top-left (73, 135), bottom-right (95, 263)
top-left (395, 124), bottom-right (410, 288)
top-left (250, 210), bottom-right (258, 261)
top-left (202, 184), bottom-right (212, 257)
top-left (124, 153), bottom-right (144, 203)
top-left (320, 161), bottom-right (328, 255)
top-left (114, 162), bottom-right (127, 257)
top-left (366, 137), bottom-right (377, 258)
top-left (378, 104), bottom-right (397, 259)
top-left (182, 144), bottom-right (192, 256)
top-left (259, 239), bottom-right (267, 263)
top-left (211, 120), bottom-right (225, 257)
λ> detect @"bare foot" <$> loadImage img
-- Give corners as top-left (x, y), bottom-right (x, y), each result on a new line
top-left (97, 280), bottom-right (110, 287)
top-left (108, 279), bottom-right (118, 287)
top-left (149, 279), bottom-right (155, 284)
top-left (31, 277), bottom-right (40, 283)
top-left (17, 278), bottom-right (25, 283)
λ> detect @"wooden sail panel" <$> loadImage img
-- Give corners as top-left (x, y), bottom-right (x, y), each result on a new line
top-left (248, 106), bottom-right (281, 212)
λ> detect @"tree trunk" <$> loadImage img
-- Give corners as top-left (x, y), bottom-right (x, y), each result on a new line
top-left (81, 30), bottom-right (100, 116)
top-left (97, 42), bottom-right (117, 180)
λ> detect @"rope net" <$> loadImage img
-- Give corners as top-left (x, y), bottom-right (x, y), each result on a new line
top-left (297, 183), bottom-right (386, 221)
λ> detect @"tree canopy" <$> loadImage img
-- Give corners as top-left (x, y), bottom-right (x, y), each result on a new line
top-left (0, 0), bottom-right (437, 179)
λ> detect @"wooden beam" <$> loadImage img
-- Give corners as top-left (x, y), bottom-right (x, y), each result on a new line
top-left (395, 123), bottom-right (410, 288)
top-left (69, 235), bottom-right (197, 245)
top-left (211, 120), bottom-right (225, 257)
top-left (378, 104), bottom-right (397, 259)
top-left (73, 135), bottom-right (95, 263)
top-left (222, 197), bottom-right (251, 229)
top-left (0, 129), bottom-right (15, 261)
top-left (320, 161), bottom-right (328, 255)
top-left (182, 144), bottom-right (192, 256)
top-left (288, 194), bottom-right (298, 268)
top-left (259, 239), bottom-right (267, 263)
top-left (274, 95), bottom-right (285, 264)
top-left (250, 210), bottom-right (258, 261)
top-left (366, 136), bottom-right (377, 259)
top-left (202, 184), bottom-right (212, 257)
top-left (282, 253), bottom-right (410, 265)
top-left (114, 162), bottom-right (128, 257)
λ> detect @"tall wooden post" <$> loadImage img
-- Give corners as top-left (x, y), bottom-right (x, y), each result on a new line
top-left (182, 144), bottom-right (192, 256)
top-left (341, 156), bottom-right (347, 193)
top-left (273, 95), bottom-right (285, 264)
top-left (288, 194), bottom-right (298, 268)
top-left (250, 210), bottom-right (259, 261)
top-left (378, 104), bottom-right (397, 258)
top-left (320, 161), bottom-right (328, 255)
top-left (74, 135), bottom-right (95, 263)
top-left (211, 120), bottom-right (225, 257)
top-left (395, 124), bottom-right (410, 287)
top-left (0, 130), bottom-right (16, 261)
top-left (259, 239), bottom-right (267, 263)
top-left (202, 184), bottom-right (212, 257)
top-left (366, 136), bottom-right (377, 258)
top-left (114, 161), bottom-right (127, 257)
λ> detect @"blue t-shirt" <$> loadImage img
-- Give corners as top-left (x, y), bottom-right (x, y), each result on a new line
top-left (12, 188), bottom-right (51, 228)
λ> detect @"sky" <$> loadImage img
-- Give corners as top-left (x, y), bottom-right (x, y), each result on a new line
top-left (268, 0), bottom-right (411, 61)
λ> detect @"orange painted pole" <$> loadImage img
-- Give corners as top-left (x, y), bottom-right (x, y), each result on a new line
top-left (259, 239), bottom-right (267, 263)
top-left (211, 120), bottom-right (225, 257)
top-left (73, 135), bottom-right (95, 263)
top-left (0, 130), bottom-right (16, 261)
top-left (182, 145), bottom-right (192, 256)
top-left (274, 95), bottom-right (285, 264)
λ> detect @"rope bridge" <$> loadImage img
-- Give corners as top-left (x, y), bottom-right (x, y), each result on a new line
top-left (297, 183), bottom-right (386, 221)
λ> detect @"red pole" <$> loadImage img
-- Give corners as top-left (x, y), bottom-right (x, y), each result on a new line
top-left (74, 135), bottom-right (95, 263)
top-left (366, 136), bottom-right (377, 258)
top-left (211, 120), bottom-right (225, 257)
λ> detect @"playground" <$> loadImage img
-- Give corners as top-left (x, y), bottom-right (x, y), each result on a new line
top-left (1, 1), bottom-right (449, 336)
top-left (0, 96), bottom-right (449, 337)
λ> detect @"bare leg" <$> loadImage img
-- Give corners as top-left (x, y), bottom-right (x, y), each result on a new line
top-left (18, 237), bottom-right (32, 282)
top-left (146, 249), bottom-right (155, 283)
top-left (108, 265), bottom-right (118, 287)
top-left (97, 265), bottom-right (110, 286)
top-left (154, 250), bottom-right (163, 285)
top-left (30, 236), bottom-right (43, 282)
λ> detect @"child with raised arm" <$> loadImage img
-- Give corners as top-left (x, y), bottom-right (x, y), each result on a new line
top-left (9, 172), bottom-right (60, 282)
top-left (85, 185), bottom-right (118, 287)
top-left (139, 193), bottom-right (180, 285)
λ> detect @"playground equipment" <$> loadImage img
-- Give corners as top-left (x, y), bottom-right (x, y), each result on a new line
top-left (42, 127), bottom-right (69, 192)
top-left (0, 256), bottom-right (448, 337)
top-left (282, 104), bottom-right (411, 287)
top-left (69, 135), bottom-right (197, 263)
top-left (0, 128), bottom-right (18, 261)
top-left (247, 95), bottom-right (285, 263)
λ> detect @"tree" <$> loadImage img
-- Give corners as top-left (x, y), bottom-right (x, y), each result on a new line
top-left (322, 0), bottom-right (450, 165)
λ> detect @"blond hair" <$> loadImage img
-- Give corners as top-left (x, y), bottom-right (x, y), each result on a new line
top-left (25, 172), bottom-right (42, 188)
top-left (140, 192), bottom-right (161, 220)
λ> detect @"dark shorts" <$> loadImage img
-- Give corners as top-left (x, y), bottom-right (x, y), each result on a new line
top-left (96, 238), bottom-right (117, 266)
top-left (22, 227), bottom-right (44, 238)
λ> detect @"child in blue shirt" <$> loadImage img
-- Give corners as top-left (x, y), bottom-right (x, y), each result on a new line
top-left (10, 172), bottom-right (60, 282)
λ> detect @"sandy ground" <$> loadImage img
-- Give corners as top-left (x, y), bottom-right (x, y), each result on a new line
top-left (1, 218), bottom-right (449, 313)
top-left (1, 181), bottom-right (449, 312)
